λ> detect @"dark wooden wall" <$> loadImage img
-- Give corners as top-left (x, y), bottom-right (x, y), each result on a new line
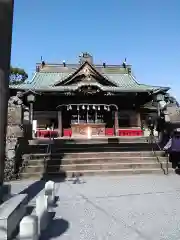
top-left (24, 92), bottom-right (153, 112)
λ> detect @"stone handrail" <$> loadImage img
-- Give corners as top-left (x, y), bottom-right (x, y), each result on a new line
top-left (0, 193), bottom-right (27, 239)
top-left (19, 181), bottom-right (56, 239)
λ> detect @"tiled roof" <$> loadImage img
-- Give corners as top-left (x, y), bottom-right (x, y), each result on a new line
top-left (10, 65), bottom-right (169, 93)
top-left (166, 105), bottom-right (180, 123)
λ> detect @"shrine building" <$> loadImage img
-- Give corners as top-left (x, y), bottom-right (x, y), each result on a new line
top-left (10, 52), bottom-right (170, 138)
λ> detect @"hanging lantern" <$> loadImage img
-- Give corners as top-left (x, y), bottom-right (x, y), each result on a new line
top-left (104, 105), bottom-right (107, 110)
top-left (82, 105), bottom-right (85, 110)
top-left (87, 105), bottom-right (89, 110)
top-left (98, 106), bottom-right (100, 111)
top-left (77, 105), bottom-right (79, 111)
top-left (69, 105), bottom-right (72, 110)
top-left (107, 106), bottom-right (110, 111)
top-left (67, 105), bottom-right (69, 111)
top-left (93, 105), bottom-right (96, 110)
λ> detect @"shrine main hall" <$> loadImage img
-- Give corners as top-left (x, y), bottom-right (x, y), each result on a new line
top-left (10, 53), bottom-right (169, 138)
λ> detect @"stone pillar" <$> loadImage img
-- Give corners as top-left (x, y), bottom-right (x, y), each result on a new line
top-left (5, 96), bottom-right (23, 180)
top-left (23, 107), bottom-right (31, 139)
top-left (114, 110), bottom-right (119, 136)
top-left (58, 111), bottom-right (62, 137)
top-left (0, 0), bottom-right (14, 185)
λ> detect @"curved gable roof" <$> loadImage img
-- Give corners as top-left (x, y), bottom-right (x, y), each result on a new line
top-left (10, 62), bottom-right (170, 94)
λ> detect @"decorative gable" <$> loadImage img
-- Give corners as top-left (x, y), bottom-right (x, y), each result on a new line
top-left (53, 61), bottom-right (117, 87)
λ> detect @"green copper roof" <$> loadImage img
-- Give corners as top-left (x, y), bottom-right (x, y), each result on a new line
top-left (10, 63), bottom-right (169, 93)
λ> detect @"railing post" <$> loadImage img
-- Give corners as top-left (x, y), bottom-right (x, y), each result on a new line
top-left (166, 154), bottom-right (169, 175)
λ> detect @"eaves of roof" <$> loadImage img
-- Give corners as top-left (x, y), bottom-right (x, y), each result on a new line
top-left (9, 70), bottom-right (169, 94)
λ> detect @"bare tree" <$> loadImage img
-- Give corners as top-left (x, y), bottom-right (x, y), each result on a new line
top-left (0, 0), bottom-right (14, 185)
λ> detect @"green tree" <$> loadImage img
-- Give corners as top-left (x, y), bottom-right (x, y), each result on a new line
top-left (9, 66), bottom-right (28, 85)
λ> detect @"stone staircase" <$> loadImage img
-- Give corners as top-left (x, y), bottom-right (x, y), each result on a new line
top-left (19, 137), bottom-right (173, 179)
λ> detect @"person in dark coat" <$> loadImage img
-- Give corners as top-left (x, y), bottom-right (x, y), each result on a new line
top-left (164, 129), bottom-right (180, 168)
top-left (147, 116), bottom-right (155, 142)
top-left (147, 116), bottom-right (154, 133)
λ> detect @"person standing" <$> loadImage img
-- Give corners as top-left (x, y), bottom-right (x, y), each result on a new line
top-left (147, 116), bottom-right (155, 142)
top-left (164, 129), bottom-right (180, 169)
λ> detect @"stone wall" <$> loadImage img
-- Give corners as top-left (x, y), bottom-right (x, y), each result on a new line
top-left (5, 94), bottom-right (29, 181)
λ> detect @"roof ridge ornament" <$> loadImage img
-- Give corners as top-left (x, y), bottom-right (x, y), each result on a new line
top-left (122, 58), bottom-right (127, 68)
top-left (79, 52), bottom-right (93, 65)
top-left (63, 60), bottom-right (66, 67)
top-left (40, 56), bottom-right (45, 68)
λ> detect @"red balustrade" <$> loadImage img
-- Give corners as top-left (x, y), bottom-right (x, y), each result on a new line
top-left (36, 128), bottom-right (143, 138)
top-left (36, 130), bottom-right (59, 138)
top-left (63, 129), bottom-right (72, 137)
top-left (118, 129), bottom-right (143, 136)
top-left (105, 128), bottom-right (114, 136)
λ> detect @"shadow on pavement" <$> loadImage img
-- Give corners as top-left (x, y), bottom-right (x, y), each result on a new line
top-left (42, 176), bottom-right (66, 183)
top-left (19, 176), bottom-right (66, 204)
top-left (175, 168), bottom-right (180, 175)
top-left (19, 180), bottom-right (45, 202)
top-left (40, 218), bottom-right (69, 240)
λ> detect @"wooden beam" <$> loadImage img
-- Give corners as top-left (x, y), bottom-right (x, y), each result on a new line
top-left (0, 0), bottom-right (14, 185)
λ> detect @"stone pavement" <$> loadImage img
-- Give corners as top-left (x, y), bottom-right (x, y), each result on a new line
top-left (10, 174), bottom-right (180, 239)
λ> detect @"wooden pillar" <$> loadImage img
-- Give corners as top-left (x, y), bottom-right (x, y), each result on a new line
top-left (136, 112), bottom-right (141, 127)
top-left (114, 110), bottom-right (119, 136)
top-left (77, 108), bottom-right (80, 124)
top-left (58, 111), bottom-right (62, 137)
top-left (95, 109), bottom-right (97, 123)
top-left (86, 108), bottom-right (89, 123)
top-left (0, 0), bottom-right (14, 185)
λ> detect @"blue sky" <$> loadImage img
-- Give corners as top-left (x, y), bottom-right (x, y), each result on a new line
top-left (11, 0), bottom-right (180, 99)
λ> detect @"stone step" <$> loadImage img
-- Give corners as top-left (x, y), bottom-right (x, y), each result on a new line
top-left (19, 168), bottom-right (174, 180)
top-left (29, 142), bottom-right (151, 148)
top-left (22, 162), bottom-right (171, 173)
top-left (25, 156), bottom-right (168, 165)
top-left (52, 147), bottom-right (157, 154)
top-left (23, 151), bottom-right (166, 160)
top-left (27, 147), bottom-right (158, 154)
top-left (27, 142), bottom-right (158, 154)
top-left (29, 136), bottom-right (151, 145)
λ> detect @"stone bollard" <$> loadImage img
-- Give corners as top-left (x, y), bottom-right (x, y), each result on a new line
top-left (36, 194), bottom-right (49, 235)
top-left (19, 215), bottom-right (38, 240)
top-left (45, 180), bottom-right (55, 206)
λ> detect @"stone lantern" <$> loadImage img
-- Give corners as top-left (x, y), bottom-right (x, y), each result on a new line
top-left (27, 94), bottom-right (35, 124)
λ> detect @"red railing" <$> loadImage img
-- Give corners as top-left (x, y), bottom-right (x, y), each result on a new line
top-left (36, 128), bottom-right (143, 138)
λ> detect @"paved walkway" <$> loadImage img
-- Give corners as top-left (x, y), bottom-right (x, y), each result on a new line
top-left (11, 174), bottom-right (180, 239)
